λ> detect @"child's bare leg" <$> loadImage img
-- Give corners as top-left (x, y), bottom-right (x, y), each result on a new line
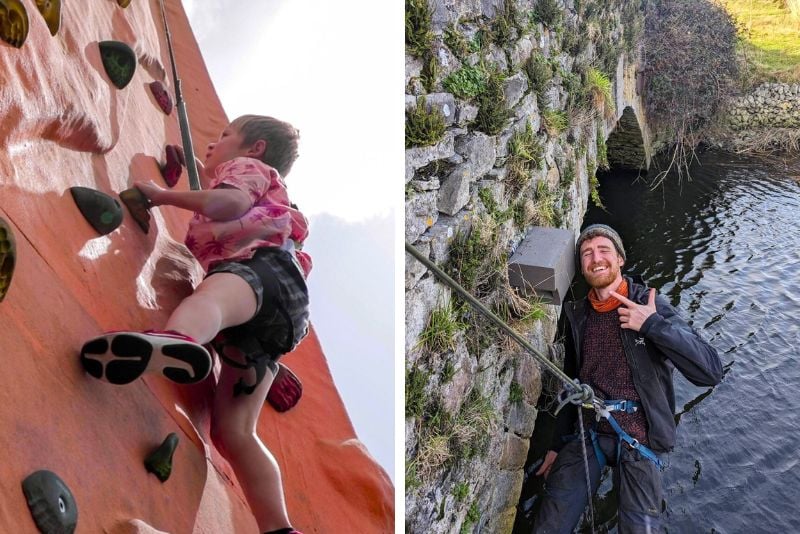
top-left (212, 362), bottom-right (292, 532)
top-left (165, 273), bottom-right (257, 344)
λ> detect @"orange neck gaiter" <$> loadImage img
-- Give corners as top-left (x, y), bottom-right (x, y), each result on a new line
top-left (588, 279), bottom-right (628, 312)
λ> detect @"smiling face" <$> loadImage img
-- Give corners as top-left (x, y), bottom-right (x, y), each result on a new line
top-left (579, 235), bottom-right (625, 289)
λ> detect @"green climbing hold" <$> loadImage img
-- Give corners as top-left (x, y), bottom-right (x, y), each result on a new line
top-left (144, 433), bottom-right (179, 482)
top-left (119, 187), bottom-right (151, 234)
top-left (116, 0), bottom-right (131, 7)
top-left (69, 187), bottom-right (123, 236)
top-left (0, 0), bottom-right (29, 48)
top-left (21, 470), bottom-right (78, 534)
top-left (34, 0), bottom-right (60, 36)
top-left (0, 216), bottom-right (15, 303)
top-left (99, 40), bottom-right (136, 89)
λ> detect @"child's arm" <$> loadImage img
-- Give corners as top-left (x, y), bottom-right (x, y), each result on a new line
top-left (134, 180), bottom-right (251, 221)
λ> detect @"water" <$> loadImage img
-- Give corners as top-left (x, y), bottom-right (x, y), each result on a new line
top-left (514, 149), bottom-right (800, 533)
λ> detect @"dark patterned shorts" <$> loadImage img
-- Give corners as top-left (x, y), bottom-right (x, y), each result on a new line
top-left (207, 247), bottom-right (309, 366)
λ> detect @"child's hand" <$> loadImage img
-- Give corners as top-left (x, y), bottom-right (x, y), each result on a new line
top-left (134, 180), bottom-right (167, 206)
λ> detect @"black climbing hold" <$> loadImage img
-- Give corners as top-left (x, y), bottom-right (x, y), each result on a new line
top-left (21, 470), bottom-right (78, 534)
top-left (0, 0), bottom-right (29, 48)
top-left (34, 0), bottom-right (60, 36)
top-left (99, 41), bottom-right (136, 89)
top-left (144, 433), bottom-right (179, 482)
top-left (149, 80), bottom-right (173, 115)
top-left (69, 187), bottom-right (123, 236)
top-left (119, 187), bottom-right (151, 234)
top-left (0, 216), bottom-right (15, 302)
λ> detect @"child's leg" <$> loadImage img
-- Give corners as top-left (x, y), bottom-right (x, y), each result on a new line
top-left (165, 272), bottom-right (257, 344)
top-left (211, 361), bottom-right (293, 532)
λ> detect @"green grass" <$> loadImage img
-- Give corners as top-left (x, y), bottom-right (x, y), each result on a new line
top-left (475, 68), bottom-right (511, 135)
top-left (506, 122), bottom-right (544, 196)
top-left (722, 0), bottom-right (800, 82)
top-left (419, 301), bottom-right (466, 353)
top-left (406, 97), bottom-right (447, 148)
top-left (406, 0), bottom-right (434, 57)
top-left (542, 109), bottom-right (569, 135)
top-left (453, 482), bottom-right (470, 502)
top-left (584, 68), bottom-right (615, 118)
top-left (406, 365), bottom-right (430, 418)
top-left (509, 381), bottom-right (524, 404)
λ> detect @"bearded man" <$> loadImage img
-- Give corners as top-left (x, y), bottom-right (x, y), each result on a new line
top-left (533, 224), bottom-right (722, 534)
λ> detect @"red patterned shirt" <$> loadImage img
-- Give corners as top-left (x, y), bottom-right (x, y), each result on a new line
top-left (185, 157), bottom-right (312, 276)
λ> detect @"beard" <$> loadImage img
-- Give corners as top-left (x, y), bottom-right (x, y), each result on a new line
top-left (584, 261), bottom-right (620, 289)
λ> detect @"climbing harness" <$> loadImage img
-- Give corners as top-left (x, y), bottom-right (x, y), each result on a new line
top-left (596, 401), bottom-right (666, 470)
top-left (157, 0), bottom-right (201, 191)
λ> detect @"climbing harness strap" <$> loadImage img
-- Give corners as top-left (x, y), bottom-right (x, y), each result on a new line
top-left (213, 303), bottom-right (294, 397)
top-left (597, 402), bottom-right (666, 470)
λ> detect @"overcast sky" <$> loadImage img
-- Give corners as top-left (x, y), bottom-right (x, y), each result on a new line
top-left (184, 0), bottom-right (401, 480)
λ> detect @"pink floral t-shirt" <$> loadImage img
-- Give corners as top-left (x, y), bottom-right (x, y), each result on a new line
top-left (185, 157), bottom-right (312, 276)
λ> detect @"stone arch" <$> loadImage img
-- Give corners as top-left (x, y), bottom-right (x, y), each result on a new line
top-left (606, 105), bottom-right (650, 171)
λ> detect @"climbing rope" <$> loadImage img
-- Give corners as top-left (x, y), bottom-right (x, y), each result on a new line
top-left (157, 0), bottom-right (201, 191)
top-left (406, 241), bottom-right (600, 529)
top-left (577, 409), bottom-right (596, 534)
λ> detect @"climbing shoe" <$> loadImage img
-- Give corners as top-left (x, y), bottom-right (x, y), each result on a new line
top-left (266, 363), bottom-right (302, 412)
top-left (80, 330), bottom-right (212, 385)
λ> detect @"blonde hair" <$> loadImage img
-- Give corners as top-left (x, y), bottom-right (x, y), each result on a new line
top-left (230, 115), bottom-right (300, 176)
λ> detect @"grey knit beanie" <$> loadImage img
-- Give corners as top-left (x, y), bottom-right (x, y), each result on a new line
top-left (576, 224), bottom-right (626, 260)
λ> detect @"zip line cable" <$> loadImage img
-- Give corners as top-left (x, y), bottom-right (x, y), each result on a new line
top-left (158, 0), bottom-right (201, 191)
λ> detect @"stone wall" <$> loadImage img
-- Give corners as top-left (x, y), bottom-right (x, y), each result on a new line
top-left (405, 0), bottom-right (649, 531)
top-left (725, 83), bottom-right (800, 129)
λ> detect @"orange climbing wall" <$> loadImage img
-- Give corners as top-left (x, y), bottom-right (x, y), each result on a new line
top-left (0, 1), bottom-right (393, 532)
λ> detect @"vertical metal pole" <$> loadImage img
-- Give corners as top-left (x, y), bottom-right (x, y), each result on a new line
top-left (158, 0), bottom-right (201, 191)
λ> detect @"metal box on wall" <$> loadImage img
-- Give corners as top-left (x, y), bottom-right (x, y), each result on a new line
top-left (508, 226), bottom-right (575, 305)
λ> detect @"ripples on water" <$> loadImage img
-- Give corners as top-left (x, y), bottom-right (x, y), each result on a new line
top-left (514, 150), bottom-right (800, 533)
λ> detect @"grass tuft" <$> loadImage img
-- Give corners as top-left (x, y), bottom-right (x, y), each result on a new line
top-left (406, 96), bottom-right (447, 148)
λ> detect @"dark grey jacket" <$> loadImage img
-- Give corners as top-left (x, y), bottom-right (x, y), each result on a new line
top-left (552, 275), bottom-right (723, 453)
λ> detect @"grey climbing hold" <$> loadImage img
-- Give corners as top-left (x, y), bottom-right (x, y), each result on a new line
top-left (144, 433), bottom-right (179, 482)
top-left (21, 470), bottom-right (78, 534)
top-left (99, 41), bottom-right (136, 89)
top-left (69, 187), bottom-right (123, 236)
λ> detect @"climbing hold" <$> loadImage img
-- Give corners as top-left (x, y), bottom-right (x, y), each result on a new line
top-left (149, 80), bottom-right (173, 115)
top-left (266, 363), bottom-right (303, 412)
top-left (160, 145), bottom-right (183, 187)
top-left (116, 0), bottom-right (131, 7)
top-left (144, 433), bottom-right (179, 482)
top-left (34, 0), bottom-right (60, 36)
top-left (0, 217), bottom-right (15, 302)
top-left (99, 41), bottom-right (136, 89)
top-left (21, 470), bottom-right (78, 534)
top-left (0, 0), bottom-right (29, 48)
top-left (119, 187), bottom-right (151, 234)
top-left (69, 187), bottom-right (124, 236)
